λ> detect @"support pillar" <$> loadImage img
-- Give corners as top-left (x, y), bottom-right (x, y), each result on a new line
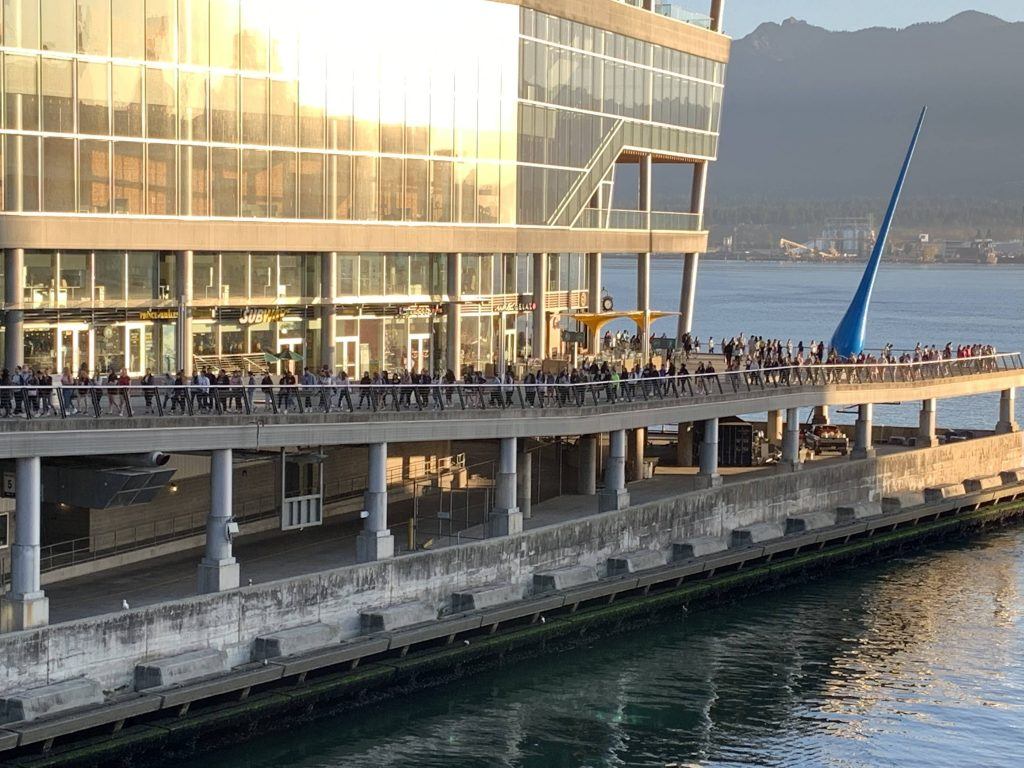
top-left (587, 253), bottom-right (602, 314)
top-left (627, 427), bottom-right (646, 482)
top-left (766, 410), bottom-right (783, 446)
top-left (676, 422), bottom-right (695, 467)
top-left (811, 405), bottom-right (830, 425)
top-left (320, 252), bottom-right (337, 372)
top-left (197, 449), bottom-right (240, 593)
top-left (638, 253), bottom-right (651, 361)
top-left (599, 430), bottom-right (630, 512)
top-left (694, 418), bottom-right (723, 489)
top-left (852, 403), bottom-right (876, 460)
top-left (532, 253), bottom-right (548, 361)
top-left (516, 450), bottom-right (533, 519)
top-left (3, 248), bottom-right (24, 373)
top-left (677, 162), bottom-right (707, 341)
top-left (2, 457), bottom-right (48, 632)
top-left (489, 438), bottom-right (522, 536)
top-left (357, 443), bottom-right (395, 561)
top-left (782, 407), bottom-right (802, 472)
top-left (918, 399), bottom-right (939, 448)
top-left (446, 253), bottom-right (462, 375)
top-left (996, 388), bottom-right (1018, 434)
top-left (176, 250), bottom-right (194, 377)
top-left (577, 435), bottom-right (598, 495)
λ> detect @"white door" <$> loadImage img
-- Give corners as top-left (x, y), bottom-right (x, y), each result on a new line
top-left (278, 337), bottom-right (304, 373)
top-left (124, 323), bottom-right (147, 376)
top-left (335, 336), bottom-right (359, 377)
top-left (407, 333), bottom-right (430, 374)
top-left (57, 323), bottom-right (94, 375)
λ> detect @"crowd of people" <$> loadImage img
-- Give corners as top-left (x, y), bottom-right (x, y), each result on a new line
top-left (0, 337), bottom-right (1004, 418)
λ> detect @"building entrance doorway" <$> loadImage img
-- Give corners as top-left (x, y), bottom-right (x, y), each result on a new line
top-left (408, 333), bottom-right (430, 374)
top-left (124, 323), bottom-right (148, 376)
top-left (57, 324), bottom-right (94, 375)
top-left (335, 336), bottom-right (359, 377)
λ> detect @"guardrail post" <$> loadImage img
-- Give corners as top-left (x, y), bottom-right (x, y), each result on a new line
top-left (1, 457), bottom-right (49, 632)
top-left (996, 388), bottom-right (1018, 435)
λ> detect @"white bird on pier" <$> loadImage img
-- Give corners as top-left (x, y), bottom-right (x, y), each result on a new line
top-left (121, 599), bottom-right (130, 611)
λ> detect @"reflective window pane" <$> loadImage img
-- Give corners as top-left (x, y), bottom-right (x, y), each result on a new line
top-left (77, 2), bottom-right (110, 55)
top-left (79, 138), bottom-right (110, 213)
top-left (43, 137), bottom-right (75, 211)
top-left (4, 134), bottom-right (40, 212)
top-left (145, 0), bottom-right (176, 62)
top-left (269, 150), bottom-right (295, 217)
top-left (209, 0), bottom-right (238, 69)
top-left (241, 76), bottom-right (267, 145)
top-left (147, 143), bottom-right (176, 214)
top-left (210, 73), bottom-right (237, 142)
top-left (146, 67), bottom-right (176, 139)
top-left (241, 148), bottom-right (267, 217)
top-left (41, 0), bottom-right (76, 53)
top-left (112, 64), bottom-right (142, 137)
top-left (41, 57), bottom-right (74, 133)
top-left (5, 54), bottom-right (40, 131)
top-left (211, 146), bottom-right (238, 216)
top-left (177, 0), bottom-right (208, 65)
top-left (178, 144), bottom-right (207, 215)
top-left (270, 79), bottom-right (297, 147)
top-left (79, 60), bottom-right (110, 135)
top-left (298, 152), bottom-right (323, 219)
top-left (179, 69), bottom-right (207, 140)
top-left (239, 0), bottom-right (269, 72)
top-left (113, 141), bottom-right (143, 213)
top-left (111, 0), bottom-right (144, 59)
top-left (5, 0), bottom-right (40, 49)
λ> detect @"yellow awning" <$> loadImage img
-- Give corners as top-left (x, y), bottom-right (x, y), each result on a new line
top-left (565, 311), bottom-right (678, 336)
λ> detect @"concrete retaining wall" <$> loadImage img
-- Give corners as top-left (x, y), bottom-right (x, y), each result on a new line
top-left (1, 433), bottom-right (1020, 694)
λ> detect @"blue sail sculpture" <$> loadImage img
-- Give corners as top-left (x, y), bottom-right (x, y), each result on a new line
top-left (830, 107), bottom-right (927, 358)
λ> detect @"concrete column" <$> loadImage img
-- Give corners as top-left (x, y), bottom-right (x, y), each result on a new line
top-left (587, 252), bottom-right (602, 313)
top-left (320, 252), bottom-right (337, 371)
top-left (446, 253), bottom-right (462, 375)
top-left (357, 443), bottom-right (395, 561)
top-left (516, 450), bottom-right (533, 520)
top-left (852, 404), bottom-right (876, 460)
top-left (197, 449), bottom-right (240, 593)
top-left (176, 250), bottom-right (194, 376)
top-left (812, 405), bottom-right (830, 425)
top-left (676, 422), bottom-right (695, 467)
top-left (710, 0), bottom-right (726, 33)
top-left (677, 163), bottom-right (708, 341)
top-left (2, 457), bottom-right (49, 631)
top-left (638, 252), bottom-right (651, 361)
top-left (639, 155), bottom-right (652, 213)
top-left (532, 253), bottom-right (548, 360)
top-left (918, 399), bottom-right (939, 448)
top-left (996, 388), bottom-right (1018, 434)
top-left (599, 429), bottom-right (630, 512)
top-left (695, 417), bottom-right (722, 489)
top-left (782, 407), bottom-right (802, 472)
top-left (627, 427), bottom-right (646, 482)
top-left (3, 248), bottom-right (24, 373)
top-left (577, 435), bottom-right (598, 495)
top-left (489, 438), bottom-right (523, 536)
top-left (766, 410), bottom-right (784, 446)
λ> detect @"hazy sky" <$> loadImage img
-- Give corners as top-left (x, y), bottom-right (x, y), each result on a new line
top-left (727, 1), bottom-right (1024, 38)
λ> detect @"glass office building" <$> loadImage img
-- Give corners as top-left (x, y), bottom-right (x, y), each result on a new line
top-left (0, 0), bottom-right (728, 377)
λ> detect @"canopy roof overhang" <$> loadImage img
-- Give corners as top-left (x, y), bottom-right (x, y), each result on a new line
top-left (563, 311), bottom-right (679, 336)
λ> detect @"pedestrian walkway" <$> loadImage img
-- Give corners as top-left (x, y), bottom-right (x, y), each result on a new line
top-left (42, 447), bottom-right (904, 624)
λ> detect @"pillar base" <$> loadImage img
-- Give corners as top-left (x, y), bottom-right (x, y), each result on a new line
top-left (915, 436), bottom-right (940, 449)
top-left (851, 447), bottom-right (877, 461)
top-left (778, 462), bottom-right (803, 474)
top-left (356, 530), bottom-right (395, 563)
top-left (995, 421), bottom-right (1019, 435)
top-left (1, 592), bottom-right (49, 632)
top-left (488, 507), bottom-right (523, 537)
top-left (197, 558), bottom-right (240, 594)
top-left (598, 488), bottom-right (630, 513)
top-left (693, 473), bottom-right (723, 490)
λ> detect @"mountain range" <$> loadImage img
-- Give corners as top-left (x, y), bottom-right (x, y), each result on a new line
top-left (709, 11), bottom-right (1024, 212)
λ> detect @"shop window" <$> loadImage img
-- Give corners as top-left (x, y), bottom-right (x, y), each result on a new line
top-left (221, 252), bottom-right (248, 300)
top-left (94, 251), bottom-right (126, 303)
top-left (251, 253), bottom-right (276, 298)
top-left (358, 253), bottom-right (383, 296)
top-left (24, 252), bottom-right (57, 307)
top-left (192, 252), bottom-right (217, 300)
top-left (128, 252), bottom-right (158, 300)
top-left (336, 253), bottom-right (357, 297)
top-left (278, 253), bottom-right (302, 298)
top-left (384, 254), bottom-right (408, 295)
top-left (59, 252), bottom-right (90, 305)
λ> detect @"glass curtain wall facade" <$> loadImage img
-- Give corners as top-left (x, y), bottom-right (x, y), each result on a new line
top-left (0, 0), bottom-right (725, 377)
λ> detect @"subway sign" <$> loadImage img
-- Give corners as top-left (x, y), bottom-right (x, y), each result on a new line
top-left (238, 307), bottom-right (288, 325)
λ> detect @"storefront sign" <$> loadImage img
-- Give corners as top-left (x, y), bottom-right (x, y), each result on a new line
top-left (139, 310), bottom-right (179, 321)
top-left (397, 304), bottom-right (444, 317)
top-left (561, 330), bottom-right (587, 344)
top-left (239, 307), bottom-right (288, 325)
top-left (493, 298), bottom-right (538, 313)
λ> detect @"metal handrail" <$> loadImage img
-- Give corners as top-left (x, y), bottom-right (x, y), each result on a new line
top-left (0, 354), bottom-right (1018, 423)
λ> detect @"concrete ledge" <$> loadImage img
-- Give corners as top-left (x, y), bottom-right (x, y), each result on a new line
top-left (785, 511), bottom-right (838, 534)
top-left (254, 623), bottom-right (340, 662)
top-left (0, 729), bottom-right (18, 751)
top-left (836, 502), bottom-right (883, 522)
top-left (0, 679), bottom-right (104, 724)
top-left (729, 522), bottom-right (785, 548)
top-left (999, 467), bottom-right (1024, 485)
top-left (272, 638), bottom-right (391, 678)
top-left (9, 695), bottom-right (161, 746)
top-left (450, 583), bottom-right (523, 613)
top-left (359, 602), bottom-right (436, 634)
top-left (388, 614), bottom-right (483, 649)
top-left (672, 536), bottom-right (728, 560)
top-left (963, 475), bottom-right (1002, 493)
top-left (606, 550), bottom-right (667, 576)
top-left (533, 565), bottom-right (597, 594)
top-left (134, 649), bottom-right (229, 691)
top-left (153, 665), bottom-right (283, 710)
top-left (924, 484), bottom-right (965, 503)
top-left (882, 492), bottom-right (926, 513)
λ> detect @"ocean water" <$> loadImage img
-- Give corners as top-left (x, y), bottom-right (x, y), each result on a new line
top-left (180, 528), bottom-right (1024, 768)
top-left (601, 260), bottom-right (1024, 429)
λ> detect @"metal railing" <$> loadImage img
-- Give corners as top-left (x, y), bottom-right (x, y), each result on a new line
top-left (0, 355), bottom-right (1017, 424)
top-left (654, 3), bottom-right (714, 28)
top-left (575, 209), bottom-right (703, 231)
